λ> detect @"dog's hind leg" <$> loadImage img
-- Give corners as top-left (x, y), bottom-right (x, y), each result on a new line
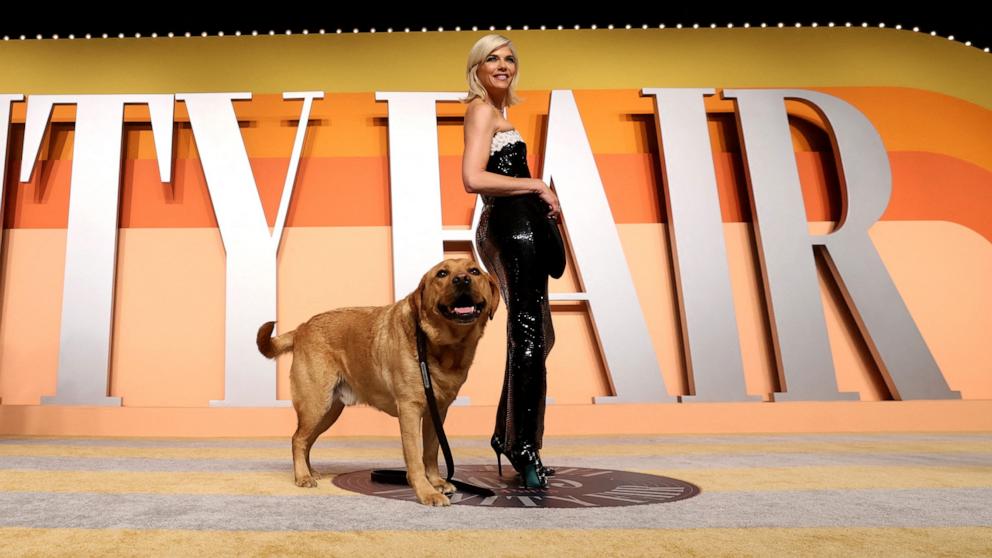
top-left (290, 354), bottom-right (339, 488)
top-left (303, 398), bottom-right (345, 480)
top-left (292, 407), bottom-right (324, 487)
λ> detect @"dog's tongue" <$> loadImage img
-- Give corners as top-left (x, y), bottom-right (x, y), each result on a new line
top-left (453, 306), bottom-right (474, 315)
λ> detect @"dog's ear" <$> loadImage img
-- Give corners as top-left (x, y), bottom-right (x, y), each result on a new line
top-left (408, 273), bottom-right (428, 318)
top-left (486, 272), bottom-right (500, 320)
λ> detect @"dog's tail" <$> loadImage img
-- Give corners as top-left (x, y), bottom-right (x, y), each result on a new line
top-left (256, 321), bottom-right (295, 359)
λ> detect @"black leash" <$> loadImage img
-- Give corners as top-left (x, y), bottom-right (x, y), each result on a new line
top-left (370, 318), bottom-right (496, 497)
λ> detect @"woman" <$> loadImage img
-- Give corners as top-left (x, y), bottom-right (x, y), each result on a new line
top-left (461, 34), bottom-right (561, 489)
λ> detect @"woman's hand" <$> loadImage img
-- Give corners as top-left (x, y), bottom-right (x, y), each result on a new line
top-left (533, 179), bottom-right (560, 221)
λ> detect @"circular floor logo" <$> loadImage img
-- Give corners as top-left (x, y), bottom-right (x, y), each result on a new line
top-left (333, 465), bottom-right (700, 508)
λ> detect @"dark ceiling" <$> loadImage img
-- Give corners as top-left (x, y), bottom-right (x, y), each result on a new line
top-left (2, 8), bottom-right (989, 51)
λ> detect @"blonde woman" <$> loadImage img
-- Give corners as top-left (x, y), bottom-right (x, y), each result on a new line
top-left (462, 34), bottom-right (561, 489)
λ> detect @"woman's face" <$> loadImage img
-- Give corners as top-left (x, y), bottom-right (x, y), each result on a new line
top-left (476, 45), bottom-right (516, 95)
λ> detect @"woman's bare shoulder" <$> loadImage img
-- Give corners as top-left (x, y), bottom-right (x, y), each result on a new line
top-left (465, 100), bottom-right (498, 132)
top-left (466, 99), bottom-right (498, 117)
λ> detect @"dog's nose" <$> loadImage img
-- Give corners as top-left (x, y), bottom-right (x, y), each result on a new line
top-left (452, 273), bottom-right (471, 287)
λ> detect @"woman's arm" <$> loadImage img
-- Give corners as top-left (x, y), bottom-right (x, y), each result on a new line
top-left (461, 103), bottom-right (542, 196)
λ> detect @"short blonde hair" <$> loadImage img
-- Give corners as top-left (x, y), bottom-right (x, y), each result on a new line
top-left (463, 34), bottom-right (522, 108)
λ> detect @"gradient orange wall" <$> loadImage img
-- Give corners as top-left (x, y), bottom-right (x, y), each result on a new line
top-left (0, 28), bottom-right (989, 435)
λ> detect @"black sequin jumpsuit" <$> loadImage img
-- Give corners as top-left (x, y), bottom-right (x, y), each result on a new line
top-left (475, 129), bottom-right (555, 458)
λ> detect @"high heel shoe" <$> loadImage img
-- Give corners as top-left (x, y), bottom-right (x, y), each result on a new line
top-left (491, 435), bottom-right (505, 477)
top-left (536, 456), bottom-right (555, 477)
top-left (492, 433), bottom-right (554, 481)
top-left (520, 462), bottom-right (544, 489)
top-left (507, 442), bottom-right (549, 489)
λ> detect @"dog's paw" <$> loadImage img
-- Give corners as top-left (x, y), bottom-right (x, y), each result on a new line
top-left (309, 470), bottom-right (323, 480)
top-left (417, 490), bottom-right (451, 507)
top-left (431, 479), bottom-right (457, 495)
top-left (295, 476), bottom-right (319, 488)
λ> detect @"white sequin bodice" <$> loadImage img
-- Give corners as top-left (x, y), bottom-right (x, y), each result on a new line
top-left (490, 129), bottom-right (524, 155)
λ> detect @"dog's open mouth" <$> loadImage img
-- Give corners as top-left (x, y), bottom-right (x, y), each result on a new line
top-left (438, 293), bottom-right (485, 323)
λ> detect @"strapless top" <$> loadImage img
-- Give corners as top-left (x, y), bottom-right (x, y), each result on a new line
top-left (483, 129), bottom-right (534, 206)
top-left (490, 129), bottom-right (524, 156)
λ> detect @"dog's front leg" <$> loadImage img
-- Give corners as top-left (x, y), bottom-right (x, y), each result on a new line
top-left (422, 405), bottom-right (456, 495)
top-left (397, 400), bottom-right (450, 506)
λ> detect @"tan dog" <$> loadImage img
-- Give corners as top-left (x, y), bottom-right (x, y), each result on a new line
top-left (256, 258), bottom-right (499, 506)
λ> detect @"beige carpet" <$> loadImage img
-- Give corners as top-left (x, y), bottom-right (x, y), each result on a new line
top-left (1, 433), bottom-right (990, 556)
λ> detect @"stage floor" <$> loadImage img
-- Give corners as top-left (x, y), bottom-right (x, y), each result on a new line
top-left (1, 433), bottom-right (990, 556)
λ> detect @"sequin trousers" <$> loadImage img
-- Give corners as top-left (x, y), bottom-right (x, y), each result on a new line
top-left (475, 130), bottom-right (556, 454)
